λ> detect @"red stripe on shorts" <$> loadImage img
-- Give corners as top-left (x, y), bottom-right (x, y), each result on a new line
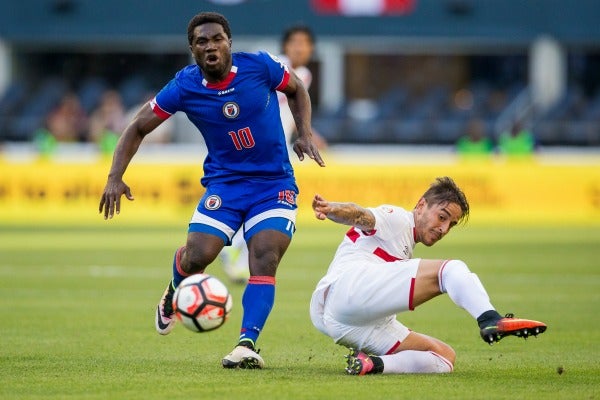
top-left (408, 277), bottom-right (416, 310)
top-left (386, 341), bottom-right (401, 355)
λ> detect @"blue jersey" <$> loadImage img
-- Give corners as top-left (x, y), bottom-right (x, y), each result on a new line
top-left (151, 51), bottom-right (293, 186)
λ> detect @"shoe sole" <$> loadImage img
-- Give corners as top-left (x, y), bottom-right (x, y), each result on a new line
top-left (498, 319), bottom-right (547, 335)
top-left (482, 319), bottom-right (547, 344)
top-left (222, 357), bottom-right (263, 369)
top-left (345, 349), bottom-right (370, 375)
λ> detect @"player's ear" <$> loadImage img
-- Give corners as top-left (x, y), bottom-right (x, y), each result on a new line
top-left (415, 197), bottom-right (427, 211)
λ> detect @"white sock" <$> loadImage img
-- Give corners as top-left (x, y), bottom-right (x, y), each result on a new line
top-left (438, 259), bottom-right (495, 319)
top-left (379, 351), bottom-right (453, 374)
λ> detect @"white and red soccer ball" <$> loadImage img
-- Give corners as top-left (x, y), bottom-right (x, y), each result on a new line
top-left (172, 274), bottom-right (232, 332)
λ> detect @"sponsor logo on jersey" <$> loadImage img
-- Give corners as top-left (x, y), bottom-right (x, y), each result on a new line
top-left (402, 245), bottom-right (410, 256)
top-left (218, 88), bottom-right (235, 96)
top-left (222, 102), bottom-right (240, 119)
top-left (204, 195), bottom-right (222, 210)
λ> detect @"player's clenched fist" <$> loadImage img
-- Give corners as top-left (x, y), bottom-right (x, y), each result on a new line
top-left (312, 194), bottom-right (330, 220)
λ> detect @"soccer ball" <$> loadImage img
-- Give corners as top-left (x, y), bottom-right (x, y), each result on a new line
top-left (172, 274), bottom-right (233, 332)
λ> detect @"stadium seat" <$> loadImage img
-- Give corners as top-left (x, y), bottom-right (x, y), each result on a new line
top-left (312, 116), bottom-right (343, 143)
top-left (77, 77), bottom-right (108, 114)
top-left (8, 78), bottom-right (67, 141)
top-left (118, 76), bottom-right (148, 109)
top-left (431, 119), bottom-right (467, 144)
top-left (390, 119), bottom-right (431, 144)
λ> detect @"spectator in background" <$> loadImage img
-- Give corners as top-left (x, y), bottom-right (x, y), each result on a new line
top-left (34, 92), bottom-right (88, 156)
top-left (88, 90), bottom-right (128, 154)
top-left (125, 93), bottom-right (174, 144)
top-left (498, 120), bottom-right (536, 156)
top-left (455, 117), bottom-right (494, 158)
top-left (277, 24), bottom-right (327, 150)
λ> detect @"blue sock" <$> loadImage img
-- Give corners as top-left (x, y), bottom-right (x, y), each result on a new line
top-left (238, 276), bottom-right (276, 347)
top-left (171, 246), bottom-right (189, 288)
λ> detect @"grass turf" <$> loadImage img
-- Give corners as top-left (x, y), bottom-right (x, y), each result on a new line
top-left (0, 223), bottom-right (598, 399)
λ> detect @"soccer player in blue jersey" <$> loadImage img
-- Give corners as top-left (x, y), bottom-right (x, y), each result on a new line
top-left (98, 12), bottom-right (325, 369)
top-left (219, 24), bottom-right (328, 284)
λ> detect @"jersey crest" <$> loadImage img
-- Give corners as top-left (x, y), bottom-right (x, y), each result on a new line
top-left (205, 195), bottom-right (222, 210)
top-left (222, 101), bottom-right (240, 119)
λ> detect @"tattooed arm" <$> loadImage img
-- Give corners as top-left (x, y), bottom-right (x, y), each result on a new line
top-left (312, 194), bottom-right (375, 231)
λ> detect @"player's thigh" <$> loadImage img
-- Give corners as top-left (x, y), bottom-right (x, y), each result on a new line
top-left (242, 179), bottom-right (298, 275)
top-left (412, 259), bottom-right (448, 308)
top-left (246, 228), bottom-right (292, 276)
top-left (328, 259), bottom-right (420, 325)
top-left (184, 231), bottom-right (226, 270)
top-left (242, 178), bottom-right (298, 241)
top-left (188, 183), bottom-right (246, 245)
top-left (394, 331), bottom-right (456, 364)
top-left (334, 317), bottom-right (411, 356)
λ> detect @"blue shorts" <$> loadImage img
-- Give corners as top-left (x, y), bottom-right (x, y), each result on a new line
top-left (188, 178), bottom-right (298, 245)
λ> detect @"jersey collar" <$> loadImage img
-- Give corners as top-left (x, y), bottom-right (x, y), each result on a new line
top-left (202, 65), bottom-right (238, 90)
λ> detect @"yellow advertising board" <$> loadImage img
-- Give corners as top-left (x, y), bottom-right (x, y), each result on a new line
top-left (0, 157), bottom-right (598, 226)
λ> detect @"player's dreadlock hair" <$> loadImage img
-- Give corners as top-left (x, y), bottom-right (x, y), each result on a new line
top-left (187, 12), bottom-right (232, 45)
top-left (421, 176), bottom-right (470, 224)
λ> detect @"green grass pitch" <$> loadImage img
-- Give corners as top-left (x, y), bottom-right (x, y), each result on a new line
top-left (1, 223), bottom-right (598, 399)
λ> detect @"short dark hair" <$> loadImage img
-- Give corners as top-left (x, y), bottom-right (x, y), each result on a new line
top-left (281, 24), bottom-right (315, 50)
top-left (421, 176), bottom-right (470, 224)
top-left (187, 12), bottom-right (232, 45)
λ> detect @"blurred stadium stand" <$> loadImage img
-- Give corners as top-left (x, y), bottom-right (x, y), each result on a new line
top-left (0, 0), bottom-right (599, 147)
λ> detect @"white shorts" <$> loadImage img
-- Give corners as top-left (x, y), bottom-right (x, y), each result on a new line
top-left (310, 258), bottom-right (420, 355)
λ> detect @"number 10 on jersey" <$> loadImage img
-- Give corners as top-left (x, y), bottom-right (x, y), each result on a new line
top-left (228, 127), bottom-right (255, 150)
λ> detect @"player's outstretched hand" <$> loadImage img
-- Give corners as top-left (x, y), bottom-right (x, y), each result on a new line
top-left (293, 135), bottom-right (326, 167)
top-left (99, 178), bottom-right (134, 220)
top-left (312, 194), bottom-right (330, 220)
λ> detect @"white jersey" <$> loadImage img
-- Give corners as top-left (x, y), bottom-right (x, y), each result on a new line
top-left (310, 205), bottom-right (420, 354)
top-left (276, 55), bottom-right (313, 143)
top-left (315, 205), bottom-right (416, 293)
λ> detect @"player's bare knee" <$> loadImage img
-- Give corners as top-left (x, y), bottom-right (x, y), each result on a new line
top-left (249, 249), bottom-right (280, 276)
top-left (247, 233), bottom-right (289, 276)
top-left (183, 245), bottom-right (218, 274)
top-left (433, 341), bottom-right (456, 364)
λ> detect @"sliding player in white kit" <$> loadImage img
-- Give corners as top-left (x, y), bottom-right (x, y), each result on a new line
top-left (309, 177), bottom-right (547, 375)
